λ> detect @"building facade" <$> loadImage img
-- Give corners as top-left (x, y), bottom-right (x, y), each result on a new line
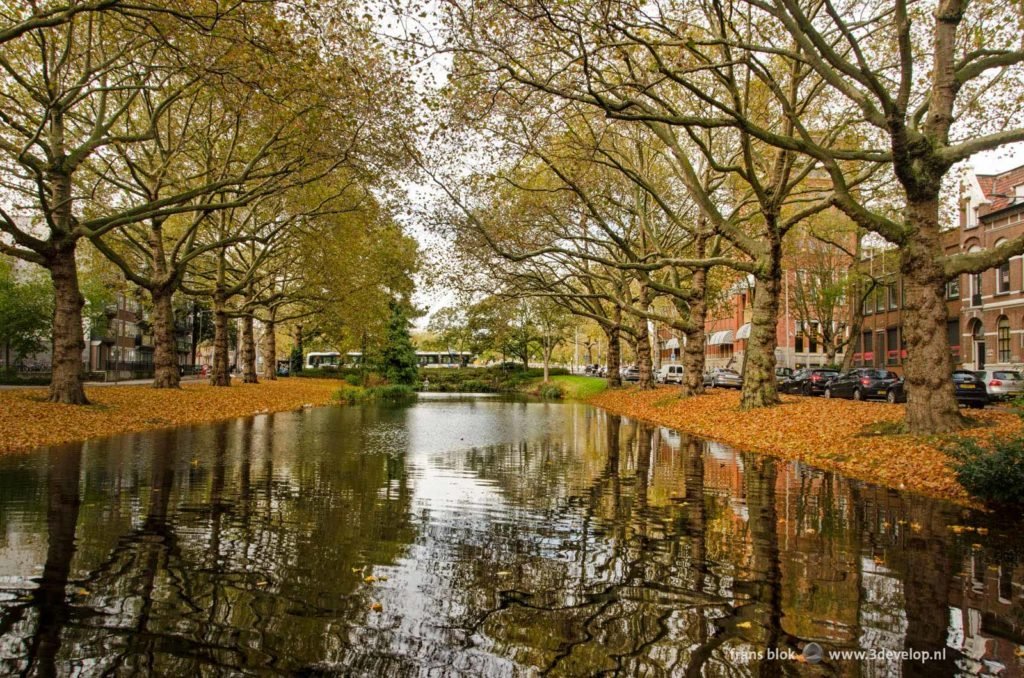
top-left (959, 164), bottom-right (1024, 371)
top-left (84, 293), bottom-right (195, 379)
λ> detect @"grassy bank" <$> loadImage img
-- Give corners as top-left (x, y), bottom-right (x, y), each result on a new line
top-left (521, 375), bottom-right (608, 400)
top-left (588, 386), bottom-right (1024, 502)
top-left (0, 378), bottom-right (340, 455)
top-left (417, 366), bottom-right (570, 393)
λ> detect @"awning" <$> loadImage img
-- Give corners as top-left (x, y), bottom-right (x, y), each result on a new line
top-left (709, 330), bottom-right (734, 345)
top-left (664, 337), bottom-right (680, 350)
top-left (736, 323), bottom-right (752, 340)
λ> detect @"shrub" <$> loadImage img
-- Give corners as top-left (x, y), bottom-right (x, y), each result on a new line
top-left (0, 369), bottom-right (49, 386)
top-left (294, 367), bottom-right (363, 380)
top-left (365, 384), bottom-right (417, 401)
top-left (539, 384), bottom-right (564, 399)
top-left (332, 385), bottom-right (363, 405)
top-left (947, 435), bottom-right (1024, 504)
top-left (344, 373), bottom-right (362, 387)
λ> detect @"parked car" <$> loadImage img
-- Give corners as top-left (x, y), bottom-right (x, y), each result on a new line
top-left (823, 368), bottom-right (901, 401)
top-left (780, 368), bottom-right (839, 396)
top-left (775, 367), bottom-right (794, 386)
top-left (973, 369), bottom-right (1024, 401)
top-left (952, 370), bottom-right (989, 408)
top-left (658, 364), bottom-right (685, 384)
top-left (703, 368), bottom-right (743, 389)
top-left (622, 366), bottom-right (641, 382)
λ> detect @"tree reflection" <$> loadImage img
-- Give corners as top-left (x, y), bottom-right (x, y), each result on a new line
top-left (0, 402), bottom-right (1021, 675)
top-left (23, 444), bottom-right (83, 678)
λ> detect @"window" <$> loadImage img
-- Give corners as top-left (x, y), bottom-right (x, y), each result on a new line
top-left (862, 331), bottom-right (873, 354)
top-left (886, 327), bottom-right (899, 365)
top-left (947, 319), bottom-right (960, 356)
top-left (971, 272), bottom-right (983, 305)
top-left (998, 316), bottom-right (1011, 363)
top-left (809, 322), bottom-right (819, 354)
top-left (888, 284), bottom-right (899, 309)
top-left (997, 262), bottom-right (1011, 294)
top-left (947, 277), bottom-right (960, 299)
top-left (875, 285), bottom-right (886, 313)
top-left (795, 334), bottom-right (804, 353)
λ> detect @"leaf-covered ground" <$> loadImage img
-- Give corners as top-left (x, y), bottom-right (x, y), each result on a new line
top-left (589, 386), bottom-right (1024, 502)
top-left (0, 379), bottom-right (339, 455)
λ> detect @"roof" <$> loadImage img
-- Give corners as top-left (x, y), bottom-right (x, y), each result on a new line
top-left (975, 162), bottom-right (1024, 215)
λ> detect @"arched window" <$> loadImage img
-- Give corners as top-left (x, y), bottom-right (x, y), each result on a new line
top-left (998, 316), bottom-right (1011, 363)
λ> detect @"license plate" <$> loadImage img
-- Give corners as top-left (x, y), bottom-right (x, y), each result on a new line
top-left (877, 390), bottom-right (886, 395)
top-left (961, 384), bottom-right (975, 389)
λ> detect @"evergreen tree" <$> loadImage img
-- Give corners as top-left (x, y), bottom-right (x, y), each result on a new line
top-left (374, 301), bottom-right (419, 385)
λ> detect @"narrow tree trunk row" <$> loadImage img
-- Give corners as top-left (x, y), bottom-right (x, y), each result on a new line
top-left (241, 313), bottom-right (258, 384)
top-left (151, 287), bottom-right (180, 389)
top-left (210, 297), bottom-right (231, 387)
top-left (741, 244), bottom-right (783, 410)
top-left (47, 244), bottom-right (88, 405)
top-left (261, 318), bottom-right (277, 381)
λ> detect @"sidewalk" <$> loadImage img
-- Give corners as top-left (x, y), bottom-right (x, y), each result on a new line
top-left (0, 375), bottom-right (206, 390)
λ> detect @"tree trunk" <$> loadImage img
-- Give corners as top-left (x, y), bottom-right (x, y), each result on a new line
top-left (606, 323), bottom-right (622, 388)
top-left (210, 297), bottom-right (231, 387)
top-left (47, 244), bottom-right (88, 404)
top-left (636, 318), bottom-right (655, 389)
top-left (241, 313), bottom-right (257, 384)
top-left (294, 324), bottom-right (304, 372)
top-left (741, 255), bottom-right (782, 410)
top-left (901, 198), bottom-right (963, 433)
top-left (675, 267), bottom-right (710, 398)
top-left (261, 317), bottom-right (277, 380)
top-left (150, 287), bottom-right (180, 389)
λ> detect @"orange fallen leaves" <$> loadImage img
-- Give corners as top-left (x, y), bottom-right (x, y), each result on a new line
top-left (589, 386), bottom-right (1024, 503)
top-left (0, 378), bottom-right (340, 455)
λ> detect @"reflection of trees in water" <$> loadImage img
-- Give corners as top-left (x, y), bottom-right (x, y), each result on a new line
top-left (0, 405), bottom-right (1022, 675)
top-left (462, 415), bottom-right (746, 676)
top-left (0, 409), bottom-right (418, 674)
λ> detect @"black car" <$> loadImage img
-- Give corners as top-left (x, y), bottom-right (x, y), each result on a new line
top-left (883, 370), bottom-right (988, 407)
top-left (780, 368), bottom-right (839, 396)
top-left (823, 368), bottom-right (901, 401)
top-left (775, 367), bottom-right (794, 386)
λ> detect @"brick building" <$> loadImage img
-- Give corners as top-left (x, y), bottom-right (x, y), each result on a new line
top-left (959, 164), bottom-right (1024, 370)
top-left (853, 230), bottom-right (963, 371)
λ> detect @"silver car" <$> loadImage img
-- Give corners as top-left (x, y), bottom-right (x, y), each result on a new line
top-left (703, 368), bottom-right (743, 389)
top-left (974, 370), bottom-right (1024, 401)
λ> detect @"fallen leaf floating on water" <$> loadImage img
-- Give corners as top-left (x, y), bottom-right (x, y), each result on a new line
top-left (364, 575), bottom-right (377, 584)
top-left (370, 602), bottom-right (383, 613)
top-left (736, 621), bottom-right (753, 629)
top-left (588, 387), bottom-right (1024, 503)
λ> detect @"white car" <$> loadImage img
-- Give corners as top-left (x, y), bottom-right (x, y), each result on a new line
top-left (657, 364), bottom-right (685, 384)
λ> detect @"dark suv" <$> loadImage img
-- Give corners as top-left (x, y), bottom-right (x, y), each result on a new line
top-left (823, 368), bottom-right (901, 401)
top-left (885, 370), bottom-right (988, 408)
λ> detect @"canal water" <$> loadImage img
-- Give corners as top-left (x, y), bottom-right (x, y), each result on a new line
top-left (0, 394), bottom-right (1020, 676)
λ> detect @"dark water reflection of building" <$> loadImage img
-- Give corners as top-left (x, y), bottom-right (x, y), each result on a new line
top-left (0, 397), bottom-right (1019, 676)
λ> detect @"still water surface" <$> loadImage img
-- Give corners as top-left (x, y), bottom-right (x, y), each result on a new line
top-left (0, 394), bottom-right (1021, 676)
